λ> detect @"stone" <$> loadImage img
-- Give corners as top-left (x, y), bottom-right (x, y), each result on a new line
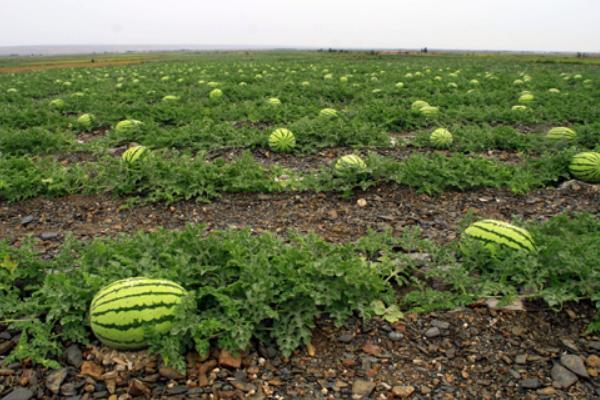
top-left (219, 349), bottom-right (242, 369)
top-left (425, 327), bottom-right (441, 338)
top-left (388, 331), bottom-right (403, 341)
top-left (20, 216), bottom-right (33, 226)
top-left (40, 231), bottom-right (60, 240)
top-left (1, 387), bottom-right (34, 400)
top-left (560, 354), bottom-right (589, 378)
top-left (551, 363), bottom-right (578, 389)
top-left (520, 378), bottom-right (541, 389)
top-left (338, 334), bottom-right (354, 343)
top-left (392, 385), bottom-right (415, 398)
top-left (586, 354), bottom-right (600, 368)
top-left (352, 379), bottom-right (375, 398)
top-left (80, 361), bottom-right (104, 379)
top-left (430, 319), bottom-right (450, 330)
top-left (65, 344), bottom-right (82, 368)
top-left (46, 368), bottom-right (68, 394)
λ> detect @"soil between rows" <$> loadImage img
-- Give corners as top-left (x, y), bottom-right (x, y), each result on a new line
top-left (1, 183), bottom-right (598, 249)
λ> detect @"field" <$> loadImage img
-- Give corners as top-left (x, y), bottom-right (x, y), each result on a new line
top-left (0, 51), bottom-right (599, 399)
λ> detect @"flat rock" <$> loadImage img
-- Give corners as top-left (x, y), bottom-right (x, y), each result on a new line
top-left (1, 387), bottom-right (34, 400)
top-left (219, 349), bottom-right (242, 369)
top-left (520, 378), bottom-right (541, 389)
top-left (392, 385), bottom-right (415, 398)
top-left (560, 354), bottom-right (589, 378)
top-left (551, 363), bottom-right (578, 389)
top-left (430, 319), bottom-right (450, 330)
top-left (40, 231), bottom-right (60, 240)
top-left (352, 379), bottom-right (375, 398)
top-left (20, 215), bottom-right (33, 226)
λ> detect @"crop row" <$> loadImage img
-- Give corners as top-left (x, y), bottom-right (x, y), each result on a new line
top-left (1, 212), bottom-right (597, 368)
top-left (0, 149), bottom-right (578, 203)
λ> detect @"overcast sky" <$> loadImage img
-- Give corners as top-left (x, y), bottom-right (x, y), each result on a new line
top-left (1, 0), bottom-right (599, 52)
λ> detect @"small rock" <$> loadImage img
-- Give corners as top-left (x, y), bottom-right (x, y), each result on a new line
top-left (425, 327), bottom-right (441, 338)
top-left (430, 319), bottom-right (450, 330)
top-left (537, 387), bottom-right (556, 396)
top-left (159, 366), bottom-right (183, 380)
top-left (128, 379), bottom-right (151, 397)
top-left (520, 378), bottom-right (541, 389)
top-left (46, 368), bottom-right (68, 394)
top-left (588, 341), bottom-right (600, 351)
top-left (586, 354), bottom-right (600, 368)
top-left (166, 385), bottom-right (188, 395)
top-left (560, 354), bottom-right (589, 378)
top-left (219, 349), bottom-right (242, 369)
top-left (20, 215), bottom-right (33, 226)
top-left (551, 363), bottom-right (578, 388)
top-left (65, 345), bottom-right (82, 368)
top-left (1, 387), bottom-right (34, 400)
top-left (231, 380), bottom-right (257, 392)
top-left (515, 354), bottom-right (527, 364)
top-left (80, 361), bottom-right (104, 379)
top-left (560, 338), bottom-right (579, 352)
top-left (40, 231), bottom-right (59, 240)
top-left (388, 331), bottom-right (403, 341)
top-left (338, 334), bottom-right (354, 343)
top-left (392, 385), bottom-right (415, 398)
top-left (356, 198), bottom-right (367, 207)
top-left (352, 379), bottom-right (375, 398)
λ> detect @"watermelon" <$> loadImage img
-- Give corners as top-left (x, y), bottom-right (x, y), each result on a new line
top-left (430, 128), bottom-right (453, 148)
top-left (267, 97), bottom-right (281, 106)
top-left (122, 145), bottom-right (148, 163)
top-left (420, 105), bottom-right (440, 116)
top-left (209, 89), bottom-right (223, 99)
top-left (411, 100), bottom-right (429, 112)
top-left (546, 127), bottom-right (576, 141)
top-left (463, 219), bottom-right (535, 252)
top-left (319, 108), bottom-right (338, 117)
top-left (269, 128), bottom-right (296, 152)
top-left (90, 277), bottom-right (186, 350)
top-left (115, 119), bottom-right (143, 134)
top-left (335, 154), bottom-right (367, 175)
top-left (569, 152), bottom-right (600, 183)
top-left (77, 113), bottom-right (95, 130)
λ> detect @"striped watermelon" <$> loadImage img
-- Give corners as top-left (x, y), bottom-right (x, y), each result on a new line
top-left (430, 128), bottom-right (453, 148)
top-left (569, 152), bottom-right (600, 183)
top-left (335, 154), bottom-right (367, 175)
top-left (268, 128), bottom-right (296, 152)
top-left (122, 145), bottom-right (148, 164)
top-left (463, 219), bottom-right (535, 252)
top-left (319, 108), bottom-right (338, 117)
top-left (90, 277), bottom-right (186, 350)
top-left (546, 127), bottom-right (576, 141)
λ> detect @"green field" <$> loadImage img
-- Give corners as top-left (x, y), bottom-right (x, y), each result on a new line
top-left (0, 51), bottom-right (599, 374)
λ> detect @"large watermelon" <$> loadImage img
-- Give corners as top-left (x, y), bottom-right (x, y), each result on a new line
top-left (463, 219), bottom-right (535, 252)
top-left (569, 152), bottom-right (600, 183)
top-left (90, 277), bottom-right (186, 350)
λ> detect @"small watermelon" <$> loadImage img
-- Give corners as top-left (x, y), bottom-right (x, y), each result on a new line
top-left (430, 128), bottom-right (453, 148)
top-left (90, 277), bottom-right (186, 350)
top-left (122, 145), bottom-right (148, 164)
top-left (335, 154), bottom-right (367, 175)
top-left (319, 108), bottom-right (338, 117)
top-left (115, 119), bottom-right (143, 134)
top-left (269, 128), bottom-right (296, 152)
top-left (569, 152), bottom-right (600, 183)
